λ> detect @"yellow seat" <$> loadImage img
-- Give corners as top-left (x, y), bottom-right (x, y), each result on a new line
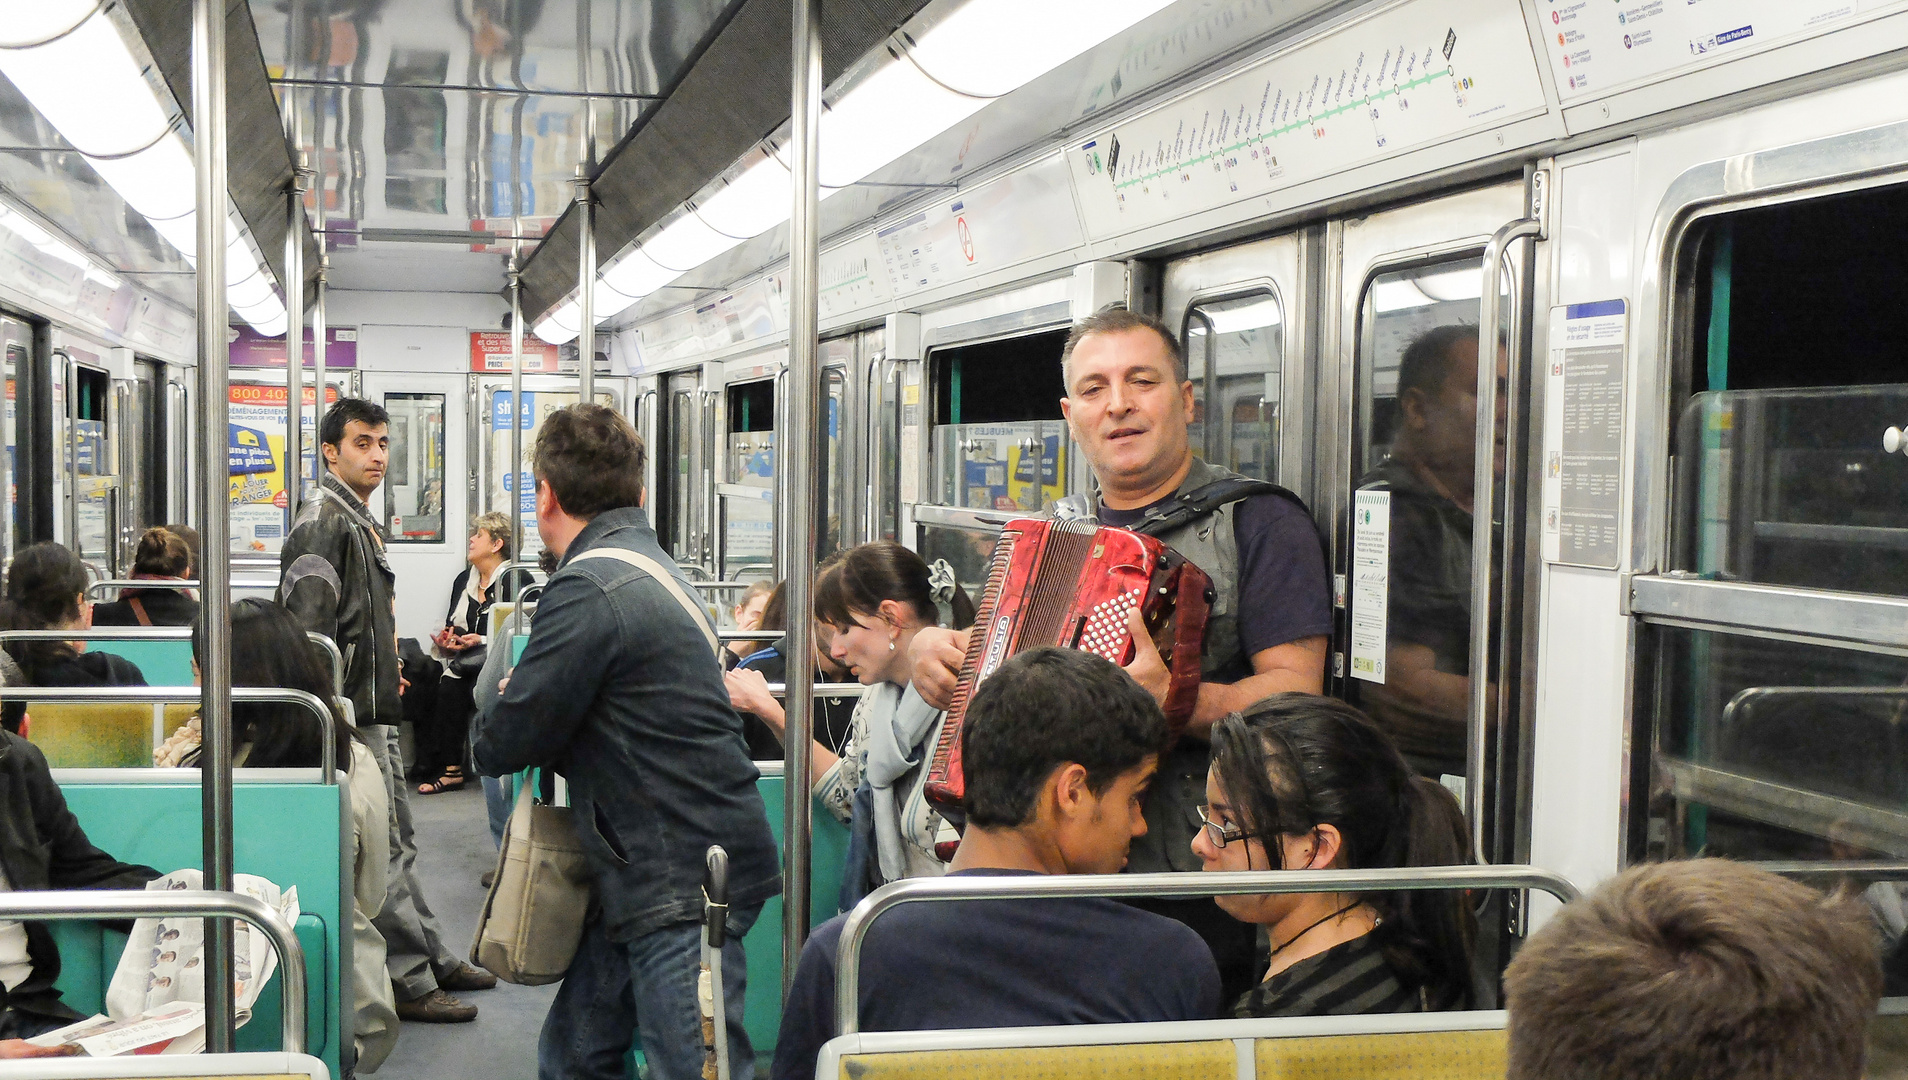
top-left (27, 702), bottom-right (160, 768)
top-left (836, 1040), bottom-right (1234, 1080)
top-left (1257, 1027), bottom-right (1505, 1080)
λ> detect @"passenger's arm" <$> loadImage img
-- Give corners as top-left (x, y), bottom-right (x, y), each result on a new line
top-left (725, 667), bottom-right (840, 775)
top-left (278, 521), bottom-right (348, 644)
top-left (1381, 640), bottom-right (1472, 720)
top-left (907, 626), bottom-right (971, 711)
top-left (1121, 607), bottom-right (1327, 734)
top-left (470, 572), bottom-right (608, 776)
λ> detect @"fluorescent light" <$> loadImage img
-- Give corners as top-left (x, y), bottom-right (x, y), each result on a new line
top-left (0, 3), bottom-right (103, 48)
top-left (591, 279), bottom-right (638, 320)
top-left (642, 213), bottom-right (744, 273)
top-left (227, 270), bottom-right (274, 309)
top-left (250, 312), bottom-right (288, 338)
top-left (149, 214), bottom-right (198, 259)
top-left (534, 307), bottom-right (580, 345)
top-left (601, 250), bottom-right (682, 299)
top-left (909, 0), bottom-right (1178, 97)
top-left (84, 265), bottom-right (122, 291)
top-left (84, 134), bottom-right (196, 222)
top-left (0, 8), bottom-right (171, 158)
top-left (1413, 267), bottom-right (1485, 303)
top-left (1373, 279), bottom-right (1433, 313)
top-left (819, 58), bottom-right (987, 188)
top-left (1201, 297), bottom-right (1283, 334)
top-left (0, 205), bottom-right (54, 248)
top-left (696, 155), bottom-right (793, 239)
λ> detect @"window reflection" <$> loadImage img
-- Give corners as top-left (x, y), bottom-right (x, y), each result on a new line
top-left (1185, 292), bottom-right (1282, 480)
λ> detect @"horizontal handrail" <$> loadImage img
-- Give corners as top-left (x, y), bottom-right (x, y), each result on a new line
top-left (766, 682), bottom-right (865, 698)
top-left (1722, 685), bottom-right (1908, 727)
top-left (0, 686), bottom-right (338, 783)
top-left (694, 581), bottom-right (770, 593)
top-left (0, 628), bottom-right (190, 641)
top-left (835, 865), bottom-right (1582, 1032)
top-left (1754, 859), bottom-right (1908, 878)
top-left (86, 579), bottom-right (198, 599)
top-left (718, 630), bottom-right (784, 644)
top-left (0, 889), bottom-right (305, 1054)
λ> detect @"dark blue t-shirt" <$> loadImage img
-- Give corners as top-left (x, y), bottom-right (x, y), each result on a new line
top-left (1100, 490), bottom-right (1333, 668)
top-left (770, 869), bottom-right (1222, 1080)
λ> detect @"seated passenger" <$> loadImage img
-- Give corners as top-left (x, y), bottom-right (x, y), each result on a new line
top-left (725, 580), bottom-right (859, 759)
top-left (91, 527), bottom-right (199, 627)
top-left (1505, 859), bottom-right (1882, 1080)
top-left (0, 652), bottom-right (161, 1043)
top-left (1194, 694), bottom-right (1475, 1017)
top-left (772, 647), bottom-right (1221, 1080)
top-left (723, 579), bottom-right (774, 671)
top-left (178, 600), bottom-right (400, 1072)
top-left (0, 543), bottom-right (146, 687)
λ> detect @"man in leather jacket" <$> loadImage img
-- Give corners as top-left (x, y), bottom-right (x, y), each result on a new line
top-left (911, 308), bottom-right (1332, 1001)
top-left (280, 397), bottom-right (495, 1023)
top-left (0, 651), bottom-right (159, 1041)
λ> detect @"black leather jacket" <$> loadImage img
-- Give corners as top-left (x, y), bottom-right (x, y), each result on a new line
top-left (279, 474), bottom-right (402, 726)
top-left (0, 731), bottom-right (158, 1022)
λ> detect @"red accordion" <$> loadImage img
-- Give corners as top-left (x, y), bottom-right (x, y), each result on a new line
top-left (923, 517), bottom-right (1212, 811)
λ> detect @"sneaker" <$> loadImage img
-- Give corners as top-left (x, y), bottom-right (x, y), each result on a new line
top-left (480, 868), bottom-right (496, 889)
top-left (395, 988), bottom-right (477, 1023)
top-left (438, 961), bottom-right (498, 992)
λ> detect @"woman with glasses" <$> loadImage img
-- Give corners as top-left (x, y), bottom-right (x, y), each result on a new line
top-left (1190, 694), bottom-right (1476, 1017)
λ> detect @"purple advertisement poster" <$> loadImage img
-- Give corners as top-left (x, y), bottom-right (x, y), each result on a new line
top-left (229, 325), bottom-right (359, 368)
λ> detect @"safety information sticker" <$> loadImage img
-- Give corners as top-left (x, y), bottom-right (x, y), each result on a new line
top-left (1350, 489), bottom-right (1391, 684)
top-left (1542, 299), bottom-right (1628, 567)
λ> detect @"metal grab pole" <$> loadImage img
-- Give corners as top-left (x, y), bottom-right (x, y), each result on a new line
top-left (1467, 215), bottom-right (1542, 866)
top-left (285, 153), bottom-right (307, 524)
top-left (834, 866), bottom-right (1584, 1033)
top-left (190, 0), bottom-right (236, 1050)
top-left (311, 253), bottom-right (328, 485)
top-left (576, 165), bottom-right (596, 403)
top-left (509, 261), bottom-right (525, 562)
top-left (781, 0), bottom-right (824, 994)
top-left (0, 891), bottom-right (307, 1053)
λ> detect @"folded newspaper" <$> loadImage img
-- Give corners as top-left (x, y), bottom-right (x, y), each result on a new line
top-left (28, 870), bottom-right (300, 1057)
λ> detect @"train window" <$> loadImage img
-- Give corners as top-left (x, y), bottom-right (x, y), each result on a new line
top-left (382, 393), bottom-right (445, 543)
top-left (822, 365), bottom-right (846, 560)
top-left (1184, 291), bottom-right (1282, 481)
top-left (927, 329), bottom-right (1072, 515)
top-left (1674, 188), bottom-right (1908, 595)
top-left (1643, 626), bottom-right (1908, 864)
top-left (3, 329), bottom-right (22, 554)
top-left (721, 378), bottom-right (774, 580)
top-left (68, 363), bottom-right (113, 570)
top-left (1346, 254), bottom-right (1506, 781)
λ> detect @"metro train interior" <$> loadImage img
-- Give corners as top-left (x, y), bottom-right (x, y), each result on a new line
top-left (4, 0), bottom-right (1908, 1077)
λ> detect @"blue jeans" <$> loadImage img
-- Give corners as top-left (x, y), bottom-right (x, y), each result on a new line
top-left (482, 773), bottom-right (510, 849)
top-left (537, 904), bottom-right (761, 1080)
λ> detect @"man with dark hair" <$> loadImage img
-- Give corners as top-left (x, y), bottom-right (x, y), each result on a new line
top-left (473, 404), bottom-right (780, 1080)
top-left (772, 647), bottom-right (1220, 1080)
top-left (1354, 324), bottom-right (1505, 778)
top-left (913, 306), bottom-right (1332, 999)
top-left (1504, 859), bottom-right (1882, 1080)
top-left (280, 397), bottom-right (493, 1023)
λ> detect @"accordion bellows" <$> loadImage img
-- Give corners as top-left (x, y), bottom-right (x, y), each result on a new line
top-left (924, 517), bottom-right (1213, 810)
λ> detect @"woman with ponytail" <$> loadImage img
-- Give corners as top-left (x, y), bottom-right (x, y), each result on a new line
top-left (93, 527), bottom-right (199, 627)
top-left (0, 543), bottom-right (145, 687)
top-left (798, 542), bottom-right (974, 908)
top-left (1192, 694), bottom-right (1476, 1016)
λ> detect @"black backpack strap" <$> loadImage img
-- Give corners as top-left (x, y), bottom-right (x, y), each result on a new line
top-left (1129, 477), bottom-right (1311, 537)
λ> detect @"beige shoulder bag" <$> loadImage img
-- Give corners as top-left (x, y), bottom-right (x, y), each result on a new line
top-left (471, 546), bottom-right (718, 983)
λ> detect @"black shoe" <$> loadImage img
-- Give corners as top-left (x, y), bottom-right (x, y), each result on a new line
top-left (395, 988), bottom-right (477, 1023)
top-left (480, 868), bottom-right (496, 889)
top-left (438, 961), bottom-right (498, 992)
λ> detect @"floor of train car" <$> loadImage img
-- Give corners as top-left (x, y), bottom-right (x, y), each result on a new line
top-left (382, 784), bottom-right (555, 1080)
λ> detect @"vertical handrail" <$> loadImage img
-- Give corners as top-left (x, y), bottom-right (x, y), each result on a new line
top-left (305, 632), bottom-right (344, 698)
top-left (285, 148), bottom-right (308, 526)
top-left (1468, 200), bottom-right (1545, 865)
top-left (0, 891), bottom-right (307, 1053)
top-left (509, 261), bottom-right (526, 562)
top-left (576, 167), bottom-right (596, 405)
top-left (782, 0), bottom-right (824, 995)
top-left (311, 255), bottom-right (328, 487)
top-left (191, 0), bottom-right (236, 1047)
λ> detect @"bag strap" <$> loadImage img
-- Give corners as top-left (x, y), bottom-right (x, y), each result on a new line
top-left (1128, 477), bottom-right (1311, 538)
top-left (567, 547), bottom-right (719, 653)
top-left (128, 596), bottom-right (152, 627)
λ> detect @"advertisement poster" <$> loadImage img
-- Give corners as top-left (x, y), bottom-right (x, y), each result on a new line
top-left (228, 325), bottom-right (359, 368)
top-left (227, 383), bottom-right (338, 552)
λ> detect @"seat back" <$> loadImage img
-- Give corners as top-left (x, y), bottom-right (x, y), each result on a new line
top-left (88, 639), bottom-right (196, 685)
top-left (0, 1049), bottom-right (330, 1079)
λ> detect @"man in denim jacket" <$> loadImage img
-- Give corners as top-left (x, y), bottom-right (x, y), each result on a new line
top-left (473, 404), bottom-right (781, 1080)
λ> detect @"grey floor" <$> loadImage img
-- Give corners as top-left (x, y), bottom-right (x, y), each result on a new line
top-left (376, 782), bottom-right (556, 1080)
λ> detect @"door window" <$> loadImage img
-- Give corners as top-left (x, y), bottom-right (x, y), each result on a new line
top-left (721, 378), bottom-right (774, 580)
top-left (382, 393), bottom-right (446, 543)
top-left (1185, 291), bottom-right (1283, 480)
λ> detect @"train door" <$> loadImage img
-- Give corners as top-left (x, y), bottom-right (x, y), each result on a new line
top-left (857, 325), bottom-right (897, 547)
top-left (54, 343), bottom-right (119, 576)
top-left (631, 375), bottom-right (661, 508)
top-left (0, 314), bottom-right (27, 557)
top-left (656, 366), bottom-right (711, 573)
top-left (718, 355), bottom-right (777, 583)
top-left (110, 362), bottom-right (160, 567)
top-left (1160, 229), bottom-right (1319, 504)
top-left (163, 366), bottom-right (191, 534)
top-left (472, 374), bottom-right (620, 561)
top-left (816, 334), bottom-right (858, 563)
top-left (1323, 179), bottom-right (1537, 870)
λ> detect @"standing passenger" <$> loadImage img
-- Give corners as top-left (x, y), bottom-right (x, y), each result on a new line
top-left (472, 404), bottom-right (781, 1080)
top-left (279, 398), bottom-right (495, 1023)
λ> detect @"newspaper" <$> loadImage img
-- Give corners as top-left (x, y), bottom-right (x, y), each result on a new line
top-left (28, 870), bottom-right (299, 1056)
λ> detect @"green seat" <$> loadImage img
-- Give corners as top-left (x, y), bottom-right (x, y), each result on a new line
top-left (52, 780), bottom-right (347, 1078)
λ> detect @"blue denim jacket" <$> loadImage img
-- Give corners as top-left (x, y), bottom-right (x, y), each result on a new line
top-left (472, 507), bottom-right (781, 941)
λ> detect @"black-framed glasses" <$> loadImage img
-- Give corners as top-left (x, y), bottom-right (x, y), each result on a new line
top-left (1196, 804), bottom-right (1261, 849)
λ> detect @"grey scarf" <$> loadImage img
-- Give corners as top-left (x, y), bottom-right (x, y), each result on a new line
top-left (860, 681), bottom-right (943, 881)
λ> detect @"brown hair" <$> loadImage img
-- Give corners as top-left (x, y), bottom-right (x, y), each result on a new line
top-left (1504, 859), bottom-right (1882, 1080)
top-left (132, 526), bottom-right (192, 577)
top-left (1060, 306), bottom-right (1187, 388)
top-left (530, 404), bottom-right (647, 520)
top-left (163, 523), bottom-right (201, 578)
top-left (0, 542), bottom-right (88, 671)
top-left (813, 541), bottom-right (974, 632)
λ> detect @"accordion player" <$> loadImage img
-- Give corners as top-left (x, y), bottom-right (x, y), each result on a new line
top-left (923, 517), bottom-right (1213, 811)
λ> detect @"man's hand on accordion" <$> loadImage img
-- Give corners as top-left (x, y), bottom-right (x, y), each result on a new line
top-left (1123, 604), bottom-right (1171, 708)
top-left (908, 625), bottom-right (971, 710)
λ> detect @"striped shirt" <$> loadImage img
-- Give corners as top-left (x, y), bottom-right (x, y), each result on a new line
top-left (1233, 933), bottom-right (1424, 1018)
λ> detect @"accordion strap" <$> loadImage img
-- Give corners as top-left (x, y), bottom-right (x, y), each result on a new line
top-left (1128, 477), bottom-right (1309, 538)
